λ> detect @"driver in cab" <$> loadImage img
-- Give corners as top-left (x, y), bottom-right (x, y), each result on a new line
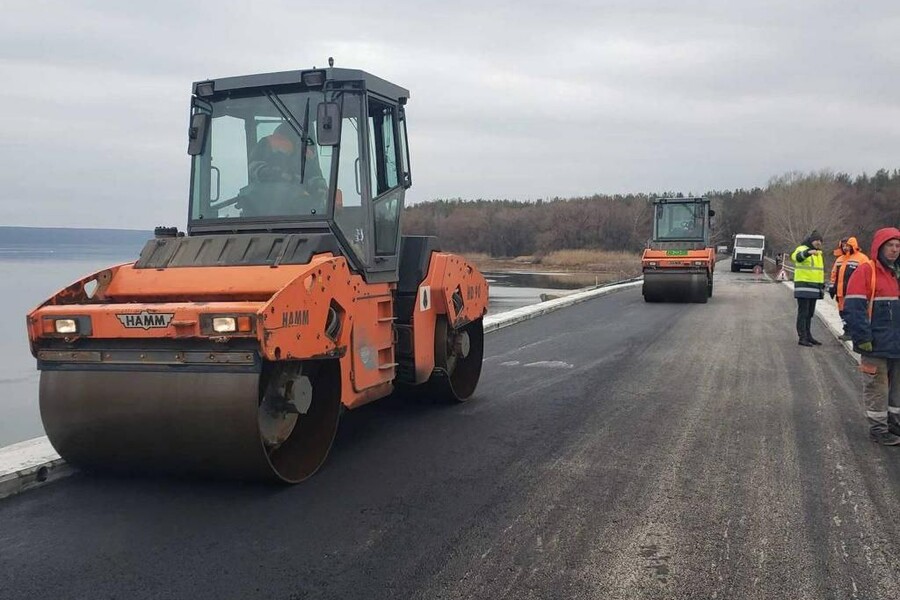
top-left (244, 122), bottom-right (327, 215)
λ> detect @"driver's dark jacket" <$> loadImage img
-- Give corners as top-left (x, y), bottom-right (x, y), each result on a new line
top-left (248, 136), bottom-right (325, 190)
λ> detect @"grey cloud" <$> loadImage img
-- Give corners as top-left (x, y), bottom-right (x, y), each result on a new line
top-left (1, 0), bottom-right (899, 227)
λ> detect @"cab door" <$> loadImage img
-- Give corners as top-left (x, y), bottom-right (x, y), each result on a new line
top-left (364, 95), bottom-right (407, 278)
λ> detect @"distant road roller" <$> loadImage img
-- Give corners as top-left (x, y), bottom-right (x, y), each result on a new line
top-left (26, 67), bottom-right (488, 483)
top-left (641, 197), bottom-right (716, 303)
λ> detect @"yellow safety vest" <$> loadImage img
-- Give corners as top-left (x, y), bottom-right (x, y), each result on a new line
top-left (791, 244), bottom-right (825, 297)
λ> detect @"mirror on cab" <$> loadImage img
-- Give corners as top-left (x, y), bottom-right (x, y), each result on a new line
top-left (187, 113), bottom-right (209, 156)
top-left (316, 102), bottom-right (342, 147)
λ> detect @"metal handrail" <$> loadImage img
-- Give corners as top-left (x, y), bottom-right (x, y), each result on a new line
top-left (765, 254), bottom-right (794, 273)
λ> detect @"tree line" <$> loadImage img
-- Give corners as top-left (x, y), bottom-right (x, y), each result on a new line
top-left (402, 169), bottom-right (900, 257)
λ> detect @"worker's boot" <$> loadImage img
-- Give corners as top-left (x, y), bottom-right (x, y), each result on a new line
top-left (808, 337), bottom-right (823, 345)
top-left (888, 418), bottom-right (900, 438)
top-left (798, 338), bottom-right (814, 347)
top-left (869, 429), bottom-right (900, 446)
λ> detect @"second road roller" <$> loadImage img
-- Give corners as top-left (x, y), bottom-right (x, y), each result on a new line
top-left (26, 66), bottom-right (488, 483)
top-left (641, 197), bottom-right (716, 303)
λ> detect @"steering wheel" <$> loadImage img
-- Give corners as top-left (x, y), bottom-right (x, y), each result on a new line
top-left (227, 181), bottom-right (327, 217)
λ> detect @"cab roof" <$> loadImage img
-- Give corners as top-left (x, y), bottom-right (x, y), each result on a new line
top-left (192, 68), bottom-right (410, 104)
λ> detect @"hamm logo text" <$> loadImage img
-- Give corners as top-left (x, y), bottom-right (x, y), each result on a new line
top-left (116, 312), bottom-right (175, 330)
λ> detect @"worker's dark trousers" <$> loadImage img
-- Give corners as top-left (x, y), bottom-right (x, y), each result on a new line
top-left (796, 298), bottom-right (818, 341)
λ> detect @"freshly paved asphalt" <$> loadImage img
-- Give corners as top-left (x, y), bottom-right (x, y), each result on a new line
top-left (2, 264), bottom-right (899, 599)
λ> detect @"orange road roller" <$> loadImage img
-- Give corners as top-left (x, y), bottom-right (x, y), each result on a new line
top-left (641, 197), bottom-right (716, 303)
top-left (26, 67), bottom-right (488, 483)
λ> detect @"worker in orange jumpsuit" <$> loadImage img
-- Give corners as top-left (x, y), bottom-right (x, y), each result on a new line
top-left (828, 237), bottom-right (869, 340)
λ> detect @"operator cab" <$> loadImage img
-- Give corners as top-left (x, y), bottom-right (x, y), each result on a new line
top-left (650, 197), bottom-right (714, 249)
top-left (186, 68), bottom-right (412, 280)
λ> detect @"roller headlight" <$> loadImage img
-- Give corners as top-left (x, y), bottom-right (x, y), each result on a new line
top-left (41, 316), bottom-right (91, 336)
top-left (212, 317), bottom-right (237, 333)
top-left (202, 314), bottom-right (254, 335)
top-left (54, 319), bottom-right (78, 334)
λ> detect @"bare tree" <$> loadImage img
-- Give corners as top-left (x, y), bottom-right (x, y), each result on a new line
top-left (760, 170), bottom-right (847, 251)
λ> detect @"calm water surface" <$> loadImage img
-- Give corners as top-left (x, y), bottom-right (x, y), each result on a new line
top-left (0, 253), bottom-right (596, 447)
top-left (1, 249), bottom-right (137, 447)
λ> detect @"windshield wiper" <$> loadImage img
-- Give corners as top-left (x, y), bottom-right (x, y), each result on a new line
top-left (299, 98), bottom-right (310, 184)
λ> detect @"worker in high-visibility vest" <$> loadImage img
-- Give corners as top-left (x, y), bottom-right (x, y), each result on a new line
top-left (791, 230), bottom-right (825, 346)
top-left (828, 236), bottom-right (869, 340)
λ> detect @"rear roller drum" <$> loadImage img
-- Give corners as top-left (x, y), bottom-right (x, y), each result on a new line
top-left (427, 316), bottom-right (484, 402)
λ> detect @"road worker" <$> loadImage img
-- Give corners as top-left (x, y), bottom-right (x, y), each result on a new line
top-left (844, 227), bottom-right (900, 445)
top-left (828, 237), bottom-right (869, 340)
top-left (828, 239), bottom-right (847, 295)
top-left (791, 230), bottom-right (825, 346)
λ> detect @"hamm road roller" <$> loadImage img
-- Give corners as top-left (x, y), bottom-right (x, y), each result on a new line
top-left (26, 67), bottom-right (488, 483)
top-left (641, 197), bottom-right (716, 303)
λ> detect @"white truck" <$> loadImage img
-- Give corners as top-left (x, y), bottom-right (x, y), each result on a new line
top-left (731, 233), bottom-right (765, 272)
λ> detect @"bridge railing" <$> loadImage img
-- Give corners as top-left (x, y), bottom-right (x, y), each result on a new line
top-left (764, 252), bottom-right (794, 277)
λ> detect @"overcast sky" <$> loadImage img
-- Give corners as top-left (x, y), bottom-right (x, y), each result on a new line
top-left (2, 0), bottom-right (899, 228)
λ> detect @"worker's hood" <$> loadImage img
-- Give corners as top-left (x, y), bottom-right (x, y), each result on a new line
top-left (835, 236), bottom-right (862, 256)
top-left (870, 227), bottom-right (900, 261)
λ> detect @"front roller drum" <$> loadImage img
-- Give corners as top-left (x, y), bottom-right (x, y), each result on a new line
top-left (39, 360), bottom-right (342, 483)
top-left (643, 272), bottom-right (709, 304)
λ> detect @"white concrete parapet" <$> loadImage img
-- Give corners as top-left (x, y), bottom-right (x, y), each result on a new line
top-left (0, 437), bottom-right (70, 500)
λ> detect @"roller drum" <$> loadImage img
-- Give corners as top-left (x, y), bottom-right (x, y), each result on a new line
top-left (427, 318), bottom-right (484, 402)
top-left (643, 272), bottom-right (709, 303)
top-left (39, 361), bottom-right (342, 483)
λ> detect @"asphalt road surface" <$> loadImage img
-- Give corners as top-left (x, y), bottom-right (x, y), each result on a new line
top-left (2, 264), bottom-right (899, 599)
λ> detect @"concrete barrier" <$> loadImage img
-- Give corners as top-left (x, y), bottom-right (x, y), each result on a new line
top-left (0, 276), bottom-right (644, 500)
top-left (483, 278), bottom-right (642, 333)
top-left (0, 437), bottom-right (71, 500)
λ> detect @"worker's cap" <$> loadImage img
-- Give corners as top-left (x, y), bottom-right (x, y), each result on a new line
top-left (808, 230), bottom-right (823, 242)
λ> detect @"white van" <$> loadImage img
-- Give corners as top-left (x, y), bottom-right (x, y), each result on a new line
top-left (732, 234), bottom-right (765, 272)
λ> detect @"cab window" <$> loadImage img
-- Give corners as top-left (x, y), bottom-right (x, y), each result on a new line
top-left (367, 99), bottom-right (399, 196)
